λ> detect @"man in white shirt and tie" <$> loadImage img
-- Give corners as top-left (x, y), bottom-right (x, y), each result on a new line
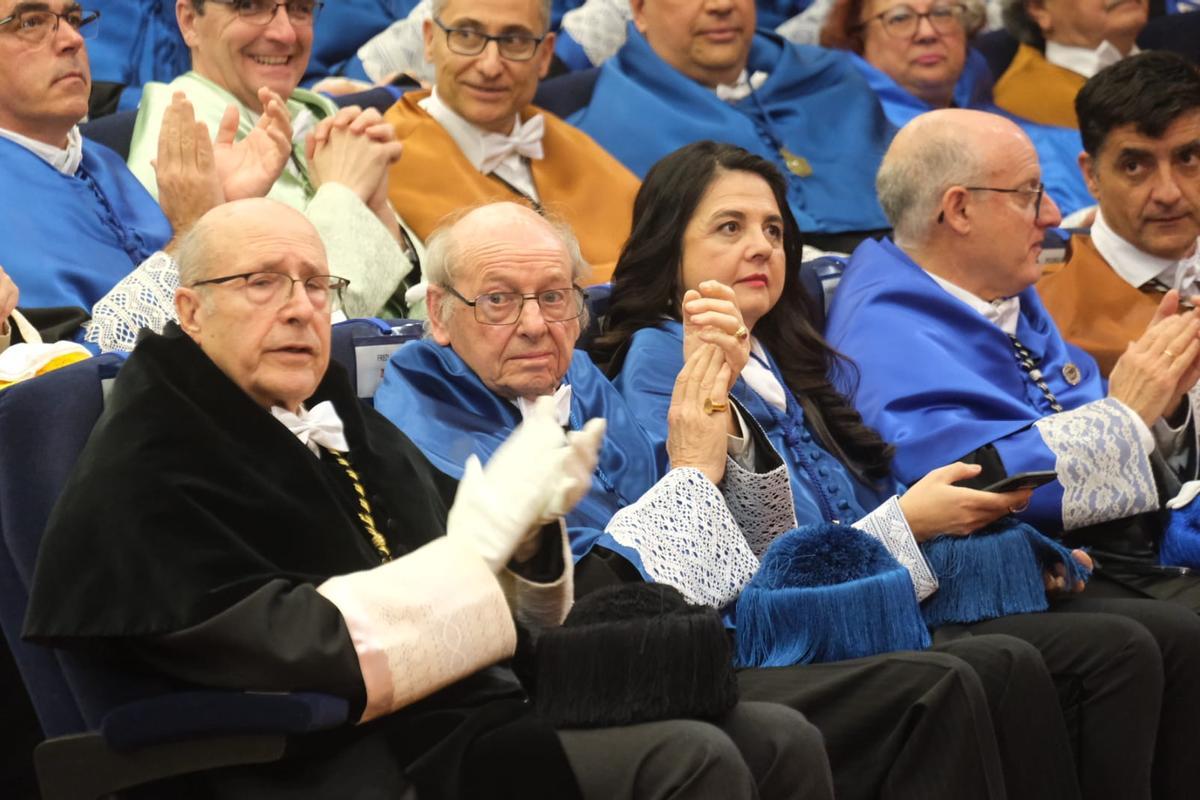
top-left (380, 0), bottom-right (641, 306)
top-left (1038, 51), bottom-right (1200, 377)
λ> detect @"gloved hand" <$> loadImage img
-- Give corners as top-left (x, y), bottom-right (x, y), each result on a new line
top-left (447, 396), bottom-right (607, 572)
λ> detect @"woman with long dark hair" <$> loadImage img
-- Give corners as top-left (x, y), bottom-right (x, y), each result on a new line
top-left (597, 140), bottom-right (1183, 800)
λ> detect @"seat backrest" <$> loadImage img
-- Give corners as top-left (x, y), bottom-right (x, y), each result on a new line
top-left (799, 256), bottom-right (848, 332)
top-left (330, 319), bottom-right (425, 401)
top-left (533, 68), bottom-right (600, 119)
top-left (0, 355), bottom-right (130, 736)
top-left (79, 109), bottom-right (139, 161)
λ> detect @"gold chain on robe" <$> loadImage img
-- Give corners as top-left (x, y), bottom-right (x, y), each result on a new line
top-left (325, 448), bottom-right (392, 562)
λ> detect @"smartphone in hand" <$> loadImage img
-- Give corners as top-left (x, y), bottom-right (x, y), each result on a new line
top-left (981, 470), bottom-right (1058, 493)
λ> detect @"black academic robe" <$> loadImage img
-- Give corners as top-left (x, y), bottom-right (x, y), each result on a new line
top-left (23, 325), bottom-right (579, 799)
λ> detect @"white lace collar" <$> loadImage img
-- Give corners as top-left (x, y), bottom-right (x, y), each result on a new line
top-left (1091, 208), bottom-right (1200, 294)
top-left (925, 271), bottom-right (1021, 336)
top-left (1044, 40), bottom-right (1135, 79)
top-left (0, 125), bottom-right (83, 175)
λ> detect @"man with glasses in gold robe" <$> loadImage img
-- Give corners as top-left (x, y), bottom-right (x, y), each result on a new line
top-left (381, 0), bottom-right (640, 311)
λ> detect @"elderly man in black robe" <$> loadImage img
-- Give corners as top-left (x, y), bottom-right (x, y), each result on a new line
top-left (22, 198), bottom-right (832, 799)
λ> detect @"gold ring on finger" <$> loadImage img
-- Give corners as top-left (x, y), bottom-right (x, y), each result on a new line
top-left (734, 325), bottom-right (749, 341)
top-left (1165, 349), bottom-right (1177, 359)
top-left (704, 398), bottom-right (729, 415)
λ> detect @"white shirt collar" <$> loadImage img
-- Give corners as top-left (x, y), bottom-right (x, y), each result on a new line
top-left (0, 125), bottom-right (83, 175)
top-left (1044, 40), bottom-right (1136, 79)
top-left (743, 338), bottom-right (788, 412)
top-left (715, 69), bottom-right (769, 102)
top-left (925, 271), bottom-right (1022, 336)
top-left (515, 383), bottom-right (573, 427)
top-left (1091, 208), bottom-right (1200, 295)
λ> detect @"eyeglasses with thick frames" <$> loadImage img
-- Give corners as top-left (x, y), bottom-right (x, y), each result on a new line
top-left (190, 271), bottom-right (349, 310)
top-left (937, 183), bottom-right (1045, 223)
top-left (206, 0), bottom-right (323, 27)
top-left (0, 7), bottom-right (99, 44)
top-left (432, 16), bottom-right (546, 62)
top-left (445, 285), bottom-right (587, 326)
top-left (856, 3), bottom-right (967, 38)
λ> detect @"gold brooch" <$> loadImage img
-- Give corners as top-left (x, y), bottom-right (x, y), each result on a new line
top-left (780, 147), bottom-right (813, 178)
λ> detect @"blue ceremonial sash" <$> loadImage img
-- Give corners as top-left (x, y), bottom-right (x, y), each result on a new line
top-left (757, 0), bottom-right (814, 29)
top-left (374, 340), bottom-right (660, 575)
top-left (0, 138), bottom-right (171, 310)
top-left (826, 238), bottom-right (1105, 529)
top-left (851, 50), bottom-right (1093, 216)
top-left (89, 0), bottom-right (189, 110)
top-left (612, 320), bottom-right (896, 528)
top-left (570, 25), bottom-right (892, 233)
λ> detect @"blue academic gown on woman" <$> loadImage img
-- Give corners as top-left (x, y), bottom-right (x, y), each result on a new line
top-left (0, 138), bottom-right (172, 310)
top-left (374, 339), bottom-right (659, 578)
top-left (569, 25), bottom-right (893, 234)
top-left (613, 320), bottom-right (899, 529)
top-left (826, 237), bottom-right (1115, 532)
top-left (850, 50), bottom-right (1093, 216)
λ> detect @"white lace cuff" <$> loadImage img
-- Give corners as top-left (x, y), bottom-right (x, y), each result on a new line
top-left (721, 455), bottom-right (796, 558)
top-left (605, 467), bottom-right (760, 609)
top-left (560, 0), bottom-right (633, 66)
top-left (498, 522), bottom-right (573, 632)
top-left (306, 184), bottom-right (412, 318)
top-left (84, 250), bottom-right (179, 353)
top-left (1034, 397), bottom-right (1159, 530)
top-left (853, 496), bottom-right (938, 600)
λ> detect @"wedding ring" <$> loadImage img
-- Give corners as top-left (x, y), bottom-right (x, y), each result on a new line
top-left (1165, 349), bottom-right (1177, 359)
top-left (1008, 501), bottom-right (1030, 514)
top-left (704, 398), bottom-right (729, 415)
top-left (734, 325), bottom-right (749, 341)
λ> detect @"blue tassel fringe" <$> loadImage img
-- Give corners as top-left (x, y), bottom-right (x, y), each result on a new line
top-left (920, 520), bottom-right (1090, 628)
top-left (735, 524), bottom-right (931, 667)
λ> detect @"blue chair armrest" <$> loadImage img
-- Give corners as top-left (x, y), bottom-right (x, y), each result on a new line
top-left (100, 690), bottom-right (349, 751)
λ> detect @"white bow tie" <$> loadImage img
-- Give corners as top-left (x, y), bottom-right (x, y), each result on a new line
top-left (478, 115), bottom-right (545, 175)
top-left (987, 297), bottom-right (1022, 337)
top-left (271, 400), bottom-right (349, 456)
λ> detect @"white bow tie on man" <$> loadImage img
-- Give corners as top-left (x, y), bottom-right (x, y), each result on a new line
top-left (478, 114), bottom-right (545, 175)
top-left (271, 400), bottom-right (350, 455)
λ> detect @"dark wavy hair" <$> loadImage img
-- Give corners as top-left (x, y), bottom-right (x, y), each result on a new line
top-left (1076, 51), bottom-right (1200, 158)
top-left (593, 141), bottom-right (894, 484)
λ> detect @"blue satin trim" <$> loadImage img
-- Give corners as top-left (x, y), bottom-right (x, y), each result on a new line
top-left (827, 237), bottom-right (1104, 528)
top-left (0, 138), bottom-right (171, 310)
top-left (850, 51), bottom-right (1093, 216)
top-left (569, 25), bottom-right (891, 233)
top-left (375, 340), bottom-right (662, 575)
top-left (613, 320), bottom-right (897, 529)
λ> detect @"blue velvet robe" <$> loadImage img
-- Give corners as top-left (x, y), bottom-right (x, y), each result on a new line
top-left (613, 320), bottom-right (898, 528)
top-left (826, 237), bottom-right (1107, 531)
top-left (0, 138), bottom-right (172, 310)
top-left (569, 26), bottom-right (893, 234)
top-left (374, 340), bottom-right (658, 577)
top-left (850, 50), bottom-right (1093, 216)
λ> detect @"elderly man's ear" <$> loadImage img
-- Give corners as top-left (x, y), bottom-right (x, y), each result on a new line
top-left (939, 187), bottom-right (973, 233)
top-left (175, 287), bottom-right (205, 337)
top-left (426, 286), bottom-right (453, 346)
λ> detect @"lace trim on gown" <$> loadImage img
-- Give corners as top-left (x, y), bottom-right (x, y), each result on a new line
top-left (1034, 397), bottom-right (1159, 529)
top-left (853, 496), bottom-right (939, 600)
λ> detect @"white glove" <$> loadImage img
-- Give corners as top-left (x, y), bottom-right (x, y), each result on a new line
top-left (446, 395), bottom-right (607, 572)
